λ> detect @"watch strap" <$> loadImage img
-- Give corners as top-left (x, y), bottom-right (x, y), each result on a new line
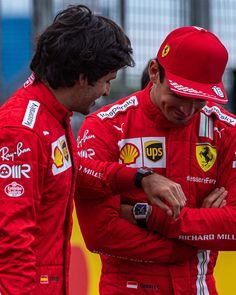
top-left (135, 167), bottom-right (154, 188)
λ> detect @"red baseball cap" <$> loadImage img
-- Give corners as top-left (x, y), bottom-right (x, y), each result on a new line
top-left (157, 26), bottom-right (228, 104)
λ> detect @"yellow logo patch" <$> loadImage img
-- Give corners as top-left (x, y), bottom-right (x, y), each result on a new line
top-left (51, 135), bottom-right (72, 176)
top-left (60, 139), bottom-right (69, 161)
top-left (196, 143), bottom-right (216, 172)
top-left (144, 141), bottom-right (163, 162)
top-left (40, 274), bottom-right (49, 284)
top-left (53, 147), bottom-right (63, 168)
top-left (162, 44), bottom-right (170, 57)
top-left (120, 143), bottom-right (139, 164)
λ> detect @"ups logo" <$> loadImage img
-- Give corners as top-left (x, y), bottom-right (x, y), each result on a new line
top-left (144, 141), bottom-right (163, 162)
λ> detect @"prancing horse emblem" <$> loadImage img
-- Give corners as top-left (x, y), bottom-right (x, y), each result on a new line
top-left (196, 143), bottom-right (216, 172)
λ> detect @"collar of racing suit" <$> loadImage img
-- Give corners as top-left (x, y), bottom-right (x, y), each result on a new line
top-left (23, 80), bottom-right (73, 124)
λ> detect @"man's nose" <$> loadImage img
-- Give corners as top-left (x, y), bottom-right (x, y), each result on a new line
top-left (179, 100), bottom-right (194, 116)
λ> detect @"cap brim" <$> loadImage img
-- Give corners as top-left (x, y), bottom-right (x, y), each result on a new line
top-left (165, 71), bottom-right (228, 105)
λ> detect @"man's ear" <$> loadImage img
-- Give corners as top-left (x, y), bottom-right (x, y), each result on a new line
top-left (149, 59), bottom-right (160, 84)
top-left (78, 73), bottom-right (87, 86)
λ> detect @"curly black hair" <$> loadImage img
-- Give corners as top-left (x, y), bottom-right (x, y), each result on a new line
top-left (30, 5), bottom-right (134, 89)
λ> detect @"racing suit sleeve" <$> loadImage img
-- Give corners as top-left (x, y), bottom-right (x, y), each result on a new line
top-left (76, 157), bottom-right (137, 198)
top-left (75, 117), bottom-right (197, 263)
top-left (147, 127), bottom-right (236, 250)
top-left (0, 127), bottom-right (45, 294)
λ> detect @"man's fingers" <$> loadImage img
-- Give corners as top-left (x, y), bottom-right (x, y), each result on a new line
top-left (220, 200), bottom-right (227, 208)
top-left (211, 191), bottom-right (227, 208)
top-left (150, 197), bottom-right (173, 217)
top-left (150, 193), bottom-right (182, 218)
top-left (202, 187), bottom-right (227, 208)
top-left (141, 173), bottom-right (186, 218)
top-left (173, 184), bottom-right (186, 207)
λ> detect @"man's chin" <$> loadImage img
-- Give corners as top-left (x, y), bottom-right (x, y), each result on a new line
top-left (169, 117), bottom-right (191, 126)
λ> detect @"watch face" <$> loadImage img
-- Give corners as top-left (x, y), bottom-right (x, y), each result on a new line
top-left (134, 203), bottom-right (148, 219)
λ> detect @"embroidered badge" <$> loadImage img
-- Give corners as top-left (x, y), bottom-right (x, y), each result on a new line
top-left (196, 143), bottom-right (216, 172)
top-left (120, 143), bottom-right (139, 164)
top-left (144, 141), bottom-right (163, 162)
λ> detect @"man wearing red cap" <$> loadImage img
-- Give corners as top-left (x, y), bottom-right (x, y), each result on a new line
top-left (76, 26), bottom-right (235, 294)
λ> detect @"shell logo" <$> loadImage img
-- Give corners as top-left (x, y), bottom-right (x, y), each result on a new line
top-left (119, 143), bottom-right (139, 164)
top-left (53, 147), bottom-right (63, 168)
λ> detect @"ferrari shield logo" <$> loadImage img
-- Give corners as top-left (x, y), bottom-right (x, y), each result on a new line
top-left (196, 143), bottom-right (216, 172)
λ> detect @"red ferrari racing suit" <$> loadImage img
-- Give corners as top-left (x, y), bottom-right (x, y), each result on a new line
top-left (0, 74), bottom-right (138, 295)
top-left (76, 82), bottom-right (236, 294)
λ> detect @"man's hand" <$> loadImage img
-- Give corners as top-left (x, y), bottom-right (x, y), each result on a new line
top-left (121, 187), bottom-right (228, 227)
top-left (201, 187), bottom-right (227, 208)
top-left (120, 204), bottom-right (136, 224)
top-left (141, 173), bottom-right (186, 218)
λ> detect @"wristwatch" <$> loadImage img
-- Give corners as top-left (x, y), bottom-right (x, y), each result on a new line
top-left (134, 167), bottom-right (154, 188)
top-left (132, 202), bottom-right (152, 228)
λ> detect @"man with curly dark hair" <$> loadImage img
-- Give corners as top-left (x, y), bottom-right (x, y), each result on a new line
top-left (0, 5), bottom-right (136, 294)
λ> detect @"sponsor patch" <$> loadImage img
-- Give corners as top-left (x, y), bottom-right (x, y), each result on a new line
top-left (78, 148), bottom-right (95, 159)
top-left (196, 143), bottom-right (216, 172)
top-left (202, 105), bottom-right (236, 126)
top-left (77, 129), bottom-right (95, 148)
top-left (126, 281), bottom-right (138, 289)
top-left (52, 135), bottom-right (72, 175)
top-left (0, 164), bottom-right (31, 178)
top-left (186, 175), bottom-right (216, 184)
top-left (0, 142), bottom-right (31, 161)
top-left (212, 86), bottom-right (224, 98)
top-left (4, 182), bottom-right (24, 197)
top-left (162, 44), bottom-right (170, 57)
top-left (120, 143), bottom-right (139, 164)
top-left (60, 139), bottom-right (69, 161)
top-left (169, 80), bottom-right (226, 103)
top-left (214, 127), bottom-right (225, 138)
top-left (113, 123), bottom-right (124, 133)
top-left (180, 234), bottom-right (236, 241)
top-left (22, 100), bottom-right (40, 129)
top-left (144, 141), bottom-right (163, 162)
top-left (40, 275), bottom-right (49, 284)
top-left (24, 73), bottom-right (35, 88)
top-left (118, 137), bottom-right (166, 168)
top-left (97, 96), bottom-right (138, 120)
top-left (78, 165), bottom-right (103, 179)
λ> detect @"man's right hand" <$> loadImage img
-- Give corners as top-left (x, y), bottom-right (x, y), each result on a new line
top-left (141, 173), bottom-right (186, 219)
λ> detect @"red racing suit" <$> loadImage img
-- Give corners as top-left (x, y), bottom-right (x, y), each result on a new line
top-left (0, 74), bottom-right (138, 295)
top-left (76, 82), bottom-right (236, 294)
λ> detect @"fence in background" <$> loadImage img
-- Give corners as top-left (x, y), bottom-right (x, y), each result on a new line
top-left (1, 0), bottom-right (236, 109)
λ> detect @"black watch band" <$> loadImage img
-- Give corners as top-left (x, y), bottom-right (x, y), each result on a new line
top-left (135, 167), bottom-right (154, 188)
top-left (136, 218), bottom-right (147, 228)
